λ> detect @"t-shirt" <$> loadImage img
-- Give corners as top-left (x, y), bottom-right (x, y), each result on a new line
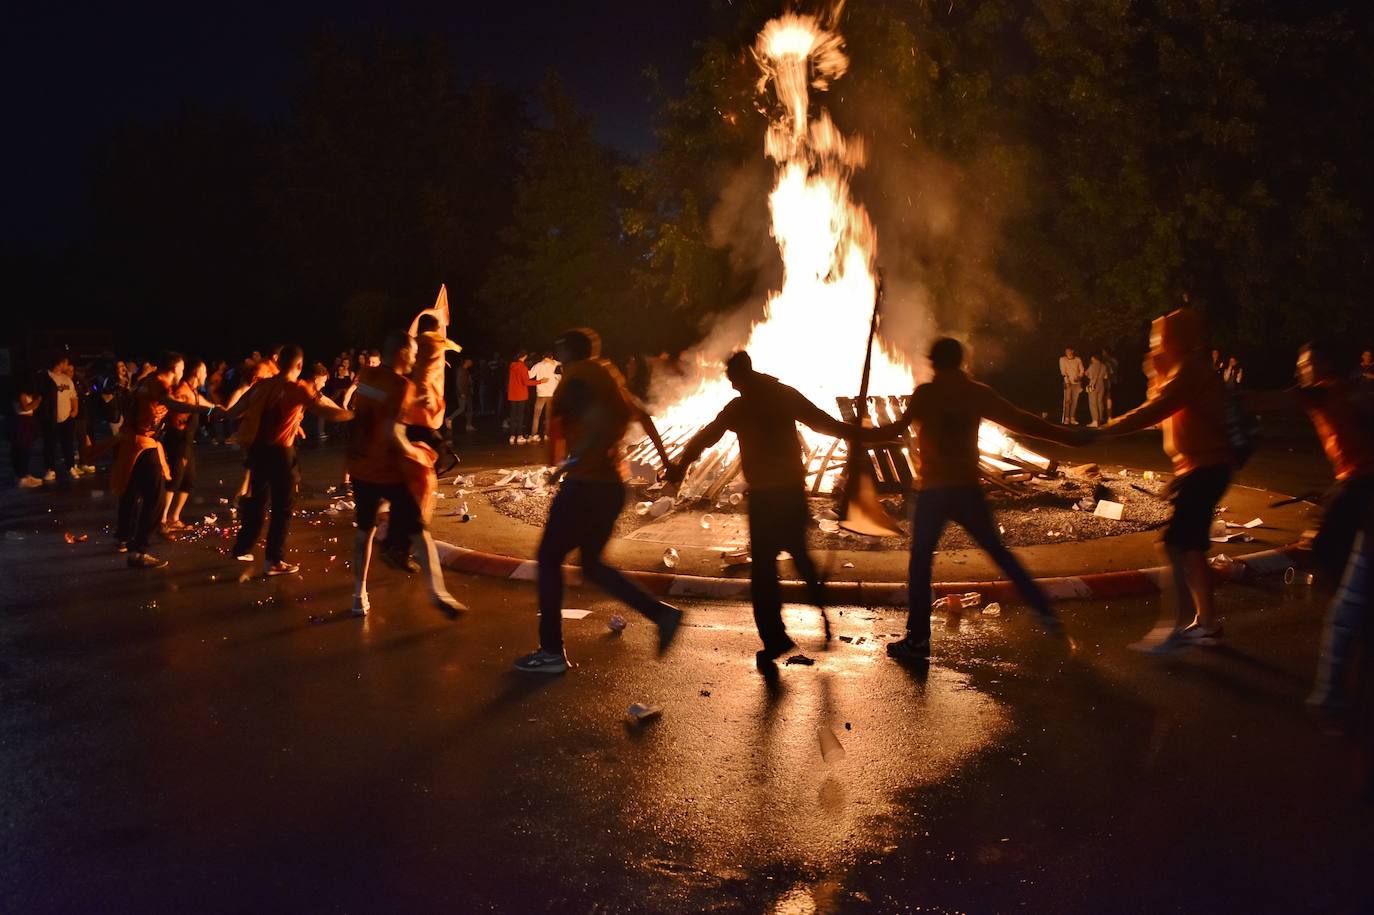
top-left (49, 370), bottom-right (76, 423)
top-left (890, 370), bottom-right (1080, 490)
top-left (1298, 380), bottom-right (1374, 481)
top-left (347, 366), bottom-right (415, 484)
top-left (1058, 356), bottom-right (1084, 385)
top-left (507, 360), bottom-right (532, 401)
top-left (530, 359), bottom-right (561, 398)
top-left (129, 376), bottom-right (171, 436)
top-left (551, 359), bottom-right (633, 482)
top-left (1104, 355), bottom-right (1233, 476)
top-left (253, 376), bottom-right (319, 448)
top-left (1086, 361), bottom-right (1110, 389)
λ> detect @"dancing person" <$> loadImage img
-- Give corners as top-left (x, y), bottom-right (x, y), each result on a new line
top-left (159, 359), bottom-right (216, 532)
top-left (113, 352), bottom-right (212, 568)
top-left (1247, 343), bottom-right (1374, 713)
top-left (404, 292), bottom-right (462, 473)
top-left (1085, 352), bottom-right (1110, 427)
top-left (1058, 346), bottom-right (1085, 424)
top-left (876, 337), bottom-right (1086, 662)
top-left (1098, 308), bottom-right (1234, 651)
top-left (346, 331), bottom-right (465, 617)
top-left (227, 345), bottom-right (351, 576)
top-left (37, 352), bottom-right (79, 481)
top-left (666, 351), bottom-right (886, 666)
top-left (528, 351), bottom-right (561, 442)
top-left (506, 350), bottom-right (531, 444)
top-left (513, 327), bottom-right (682, 674)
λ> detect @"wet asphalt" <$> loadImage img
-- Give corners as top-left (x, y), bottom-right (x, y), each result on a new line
top-left (2, 434), bottom-right (1371, 913)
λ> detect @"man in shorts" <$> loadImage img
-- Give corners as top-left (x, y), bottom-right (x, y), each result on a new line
top-left (347, 331), bottom-right (465, 617)
top-left (1100, 308), bottom-right (1234, 652)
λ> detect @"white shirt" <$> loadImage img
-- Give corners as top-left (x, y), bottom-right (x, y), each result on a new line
top-left (49, 370), bottom-right (76, 422)
top-left (530, 359), bottom-right (561, 398)
top-left (1058, 356), bottom-right (1084, 385)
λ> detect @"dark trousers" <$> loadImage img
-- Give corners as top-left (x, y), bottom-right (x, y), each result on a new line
top-left (116, 449), bottom-right (165, 552)
top-left (1315, 475), bottom-right (1374, 579)
top-left (42, 418), bottom-right (76, 473)
top-left (537, 478), bottom-right (664, 653)
top-left (748, 487), bottom-right (826, 650)
top-left (507, 399), bottom-right (528, 435)
top-left (10, 415), bottom-right (37, 478)
top-left (233, 445), bottom-right (296, 563)
top-left (907, 485), bottom-right (1054, 642)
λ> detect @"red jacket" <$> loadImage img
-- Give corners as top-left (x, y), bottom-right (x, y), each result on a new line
top-left (507, 360), bottom-right (531, 401)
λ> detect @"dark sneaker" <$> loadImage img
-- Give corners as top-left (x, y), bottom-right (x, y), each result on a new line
top-left (127, 552), bottom-right (168, 570)
top-left (886, 636), bottom-right (930, 662)
top-left (656, 603), bottom-right (684, 654)
top-left (514, 649), bottom-right (569, 674)
top-left (755, 637), bottom-right (798, 667)
top-left (265, 561), bottom-right (300, 577)
top-left (380, 549), bottom-right (420, 574)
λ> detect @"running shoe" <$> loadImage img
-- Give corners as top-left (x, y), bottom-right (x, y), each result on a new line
top-left (886, 636), bottom-right (931, 662)
top-left (348, 596), bottom-right (370, 618)
top-left (127, 552), bottom-right (168, 570)
top-left (1128, 626), bottom-right (1187, 654)
top-left (432, 591), bottom-right (466, 618)
top-left (1178, 623), bottom-right (1224, 647)
top-left (235, 553), bottom-right (255, 562)
top-left (265, 561), bottom-right (299, 576)
top-left (18, 476), bottom-right (42, 489)
top-left (43, 470), bottom-right (56, 482)
top-left (514, 649), bottom-right (569, 674)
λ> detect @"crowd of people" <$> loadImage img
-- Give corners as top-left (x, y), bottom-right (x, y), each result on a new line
top-left (4, 305), bottom-right (1372, 730)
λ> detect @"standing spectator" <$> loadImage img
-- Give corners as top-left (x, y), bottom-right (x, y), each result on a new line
top-left (1058, 346), bottom-right (1085, 424)
top-left (624, 354), bottom-right (650, 401)
top-left (159, 359), bottom-right (216, 531)
top-left (1102, 346), bottom-right (1120, 419)
top-left (506, 350), bottom-right (532, 444)
top-left (1100, 308), bottom-right (1234, 652)
top-left (1223, 355), bottom-right (1244, 390)
top-left (1211, 348), bottom-right (1225, 377)
top-left (452, 357), bottom-right (476, 433)
top-left (9, 382), bottom-right (42, 488)
top-left (37, 352), bottom-right (80, 481)
top-left (1085, 352), bottom-right (1110, 427)
top-left (1359, 349), bottom-right (1373, 383)
top-left (528, 351), bottom-right (561, 441)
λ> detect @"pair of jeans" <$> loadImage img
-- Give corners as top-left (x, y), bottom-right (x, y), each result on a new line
top-left (115, 449), bottom-right (165, 552)
top-left (537, 478), bottom-right (666, 653)
top-left (906, 485), bottom-right (1054, 643)
top-left (530, 396), bottom-right (552, 437)
top-left (747, 487), bottom-right (826, 650)
top-left (1311, 532), bottom-right (1372, 710)
top-left (507, 399), bottom-right (528, 437)
top-left (43, 417), bottom-right (76, 474)
top-left (233, 445), bottom-right (297, 563)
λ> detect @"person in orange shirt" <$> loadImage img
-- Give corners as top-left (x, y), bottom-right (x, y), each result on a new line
top-left (1099, 307), bottom-right (1234, 652)
top-left (513, 327), bottom-right (680, 674)
top-left (506, 351), bottom-right (532, 445)
top-left (113, 352), bottom-right (215, 568)
top-left (346, 331), bottom-right (465, 618)
top-left (405, 290), bottom-right (462, 474)
top-left (227, 344), bottom-right (352, 576)
top-left (158, 358), bottom-right (217, 532)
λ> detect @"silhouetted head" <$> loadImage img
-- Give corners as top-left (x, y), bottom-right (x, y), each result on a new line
top-left (725, 351), bottom-right (753, 390)
top-left (554, 328), bottom-right (600, 364)
top-left (929, 337), bottom-right (964, 372)
top-left (1297, 340), bottom-right (1340, 386)
top-left (157, 351), bottom-right (185, 384)
top-left (278, 344), bottom-right (305, 382)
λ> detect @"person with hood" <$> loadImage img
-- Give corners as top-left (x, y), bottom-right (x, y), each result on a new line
top-left (666, 351), bottom-right (887, 666)
top-left (513, 327), bottom-right (681, 674)
top-left (1099, 308), bottom-right (1234, 652)
top-left (875, 338), bottom-right (1087, 662)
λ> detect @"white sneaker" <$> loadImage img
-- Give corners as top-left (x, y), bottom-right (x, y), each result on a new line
top-left (349, 595), bottom-right (370, 617)
top-left (69, 467), bottom-right (83, 479)
top-left (235, 553), bottom-right (255, 562)
top-left (515, 436), bottom-right (528, 444)
top-left (42, 470), bottom-right (56, 482)
top-left (508, 436), bottom-right (516, 444)
top-left (80, 464), bottom-right (97, 474)
top-left (18, 476), bottom-right (42, 489)
top-left (1087, 421), bottom-right (1099, 428)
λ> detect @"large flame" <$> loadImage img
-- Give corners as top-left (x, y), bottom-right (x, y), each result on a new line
top-left (647, 13), bottom-right (1018, 493)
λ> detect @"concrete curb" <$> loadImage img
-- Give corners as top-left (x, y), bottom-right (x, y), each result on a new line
top-left (434, 540), bottom-right (1304, 606)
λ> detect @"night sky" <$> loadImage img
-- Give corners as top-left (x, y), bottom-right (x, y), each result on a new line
top-left (2, 2), bottom-right (711, 249)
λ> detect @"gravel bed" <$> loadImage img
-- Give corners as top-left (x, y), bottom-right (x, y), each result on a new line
top-left (460, 465), bottom-right (1172, 550)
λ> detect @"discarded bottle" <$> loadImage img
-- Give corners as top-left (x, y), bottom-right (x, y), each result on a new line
top-left (728, 492), bottom-right (744, 506)
top-left (982, 602), bottom-right (1002, 616)
top-left (662, 547), bottom-right (680, 569)
top-left (1283, 566), bottom-right (1296, 584)
top-left (635, 501), bottom-right (653, 516)
top-left (700, 513), bottom-right (714, 530)
top-left (649, 497), bottom-right (674, 518)
top-left (817, 726), bottom-right (847, 764)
